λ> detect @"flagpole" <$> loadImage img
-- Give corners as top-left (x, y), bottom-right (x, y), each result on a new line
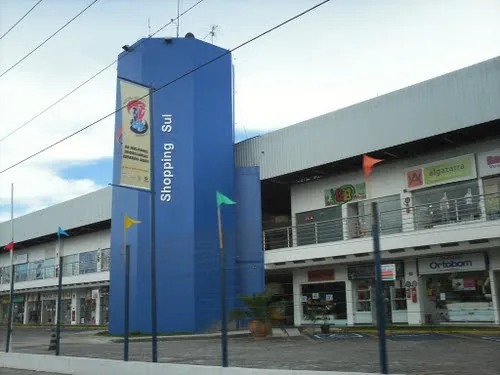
top-left (5, 183), bottom-right (14, 353)
top-left (148, 86), bottom-right (158, 363)
top-left (217, 205), bottom-right (228, 368)
top-left (55, 236), bottom-right (64, 356)
top-left (123, 224), bottom-right (129, 362)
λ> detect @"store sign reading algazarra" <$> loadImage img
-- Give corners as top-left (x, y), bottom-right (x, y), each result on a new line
top-left (417, 253), bottom-right (486, 275)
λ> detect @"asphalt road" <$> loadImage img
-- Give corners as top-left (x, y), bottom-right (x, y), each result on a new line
top-left (1, 329), bottom-right (500, 374)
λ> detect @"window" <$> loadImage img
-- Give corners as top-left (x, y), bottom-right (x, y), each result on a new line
top-left (301, 282), bottom-right (347, 321)
top-left (483, 176), bottom-right (500, 220)
top-left (79, 251), bottom-right (98, 274)
top-left (391, 287), bottom-right (407, 311)
top-left (347, 194), bottom-right (402, 237)
top-left (412, 180), bottom-right (480, 230)
top-left (355, 281), bottom-right (372, 312)
top-left (296, 206), bottom-right (343, 246)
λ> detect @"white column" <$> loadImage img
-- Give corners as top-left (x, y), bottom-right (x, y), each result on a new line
top-left (489, 270), bottom-right (499, 324)
top-left (401, 192), bottom-right (415, 232)
top-left (94, 289), bottom-right (101, 325)
top-left (23, 298), bottom-right (29, 325)
top-left (477, 177), bottom-right (487, 220)
top-left (345, 280), bottom-right (355, 325)
top-left (71, 292), bottom-right (80, 325)
top-left (292, 271), bottom-right (302, 327)
top-left (342, 204), bottom-right (349, 240)
top-left (404, 258), bottom-right (423, 325)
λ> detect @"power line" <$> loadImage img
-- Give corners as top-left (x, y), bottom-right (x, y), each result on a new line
top-left (0, 0), bottom-right (44, 42)
top-left (0, 0), bottom-right (332, 176)
top-left (0, 0), bottom-right (208, 145)
top-left (0, 0), bottom-right (99, 80)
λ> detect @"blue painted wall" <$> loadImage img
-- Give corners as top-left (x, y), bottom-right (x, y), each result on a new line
top-left (109, 37), bottom-right (263, 335)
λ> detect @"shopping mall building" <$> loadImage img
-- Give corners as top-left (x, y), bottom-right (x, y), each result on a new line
top-left (1, 51), bottom-right (499, 329)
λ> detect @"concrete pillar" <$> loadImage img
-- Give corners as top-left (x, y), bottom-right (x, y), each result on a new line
top-left (401, 191), bottom-right (415, 232)
top-left (342, 204), bottom-right (349, 240)
top-left (71, 292), bottom-right (80, 325)
top-left (404, 258), bottom-right (423, 325)
top-left (292, 271), bottom-right (302, 327)
top-left (489, 270), bottom-right (499, 324)
top-left (94, 289), bottom-right (101, 325)
top-left (96, 249), bottom-right (102, 273)
top-left (345, 280), bottom-right (355, 326)
top-left (23, 298), bottom-right (29, 325)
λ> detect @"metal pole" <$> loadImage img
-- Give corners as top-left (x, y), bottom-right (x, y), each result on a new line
top-left (176, 0), bottom-right (181, 37)
top-left (124, 236), bottom-right (130, 361)
top-left (5, 183), bottom-right (14, 353)
top-left (372, 201), bottom-right (388, 374)
top-left (149, 87), bottom-right (158, 363)
top-left (217, 206), bottom-right (228, 367)
top-left (55, 251), bottom-right (64, 355)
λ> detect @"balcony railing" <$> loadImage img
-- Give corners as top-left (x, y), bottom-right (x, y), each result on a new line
top-left (263, 192), bottom-right (500, 251)
top-left (0, 248), bottom-right (111, 285)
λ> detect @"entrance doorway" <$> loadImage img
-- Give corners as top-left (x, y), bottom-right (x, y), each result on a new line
top-left (266, 271), bottom-right (294, 326)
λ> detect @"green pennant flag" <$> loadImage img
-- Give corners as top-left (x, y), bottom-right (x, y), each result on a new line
top-left (216, 191), bottom-right (236, 207)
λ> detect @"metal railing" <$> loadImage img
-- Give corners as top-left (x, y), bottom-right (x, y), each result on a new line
top-left (263, 192), bottom-right (500, 250)
top-left (0, 248), bottom-right (111, 285)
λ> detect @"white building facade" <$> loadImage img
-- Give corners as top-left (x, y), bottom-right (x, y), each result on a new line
top-left (263, 141), bottom-right (500, 327)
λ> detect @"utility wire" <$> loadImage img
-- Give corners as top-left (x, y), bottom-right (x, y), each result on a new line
top-left (0, 0), bottom-right (99, 80)
top-left (0, 0), bottom-right (332, 175)
top-left (0, 0), bottom-right (208, 144)
top-left (0, 0), bottom-right (44, 42)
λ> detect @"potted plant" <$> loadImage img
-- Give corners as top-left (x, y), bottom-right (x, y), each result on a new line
top-left (231, 292), bottom-right (286, 339)
top-left (303, 299), bottom-right (330, 334)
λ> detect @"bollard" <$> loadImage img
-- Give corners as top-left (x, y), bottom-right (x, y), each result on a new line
top-left (48, 329), bottom-right (56, 351)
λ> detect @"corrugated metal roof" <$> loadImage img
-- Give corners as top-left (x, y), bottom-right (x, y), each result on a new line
top-left (0, 187), bottom-right (111, 246)
top-left (236, 56), bottom-right (500, 179)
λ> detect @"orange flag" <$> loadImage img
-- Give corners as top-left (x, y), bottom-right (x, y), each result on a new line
top-left (363, 155), bottom-right (384, 177)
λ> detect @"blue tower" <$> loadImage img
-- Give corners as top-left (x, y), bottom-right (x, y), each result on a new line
top-left (109, 36), bottom-right (264, 334)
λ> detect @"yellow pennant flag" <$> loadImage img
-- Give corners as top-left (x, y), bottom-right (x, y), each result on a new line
top-left (124, 215), bottom-right (141, 231)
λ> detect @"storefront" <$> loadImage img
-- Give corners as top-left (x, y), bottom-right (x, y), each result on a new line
top-left (99, 286), bottom-right (109, 325)
top-left (26, 293), bottom-right (41, 324)
top-left (418, 252), bottom-right (495, 323)
top-left (13, 295), bottom-right (25, 323)
top-left (298, 268), bottom-right (347, 326)
top-left (477, 148), bottom-right (500, 221)
top-left (348, 262), bottom-right (407, 324)
top-left (79, 289), bottom-right (97, 324)
top-left (406, 154), bottom-right (482, 229)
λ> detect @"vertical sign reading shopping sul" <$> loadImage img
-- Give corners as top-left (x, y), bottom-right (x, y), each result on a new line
top-left (119, 79), bottom-right (151, 190)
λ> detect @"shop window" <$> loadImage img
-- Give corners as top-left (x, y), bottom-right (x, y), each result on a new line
top-left (355, 281), bottom-right (371, 312)
top-left (101, 248), bottom-right (111, 271)
top-left (79, 251), bottom-right (98, 274)
top-left (347, 195), bottom-right (402, 238)
top-left (423, 271), bottom-right (494, 323)
top-left (63, 255), bottom-right (79, 276)
top-left (483, 176), bottom-right (500, 220)
top-left (391, 287), bottom-right (407, 311)
top-left (296, 206), bottom-right (343, 246)
top-left (301, 282), bottom-right (347, 322)
top-left (14, 264), bottom-right (28, 282)
top-left (412, 180), bottom-right (480, 230)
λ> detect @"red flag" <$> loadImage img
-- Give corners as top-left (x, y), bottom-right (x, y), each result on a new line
top-left (363, 155), bottom-right (384, 177)
top-left (3, 241), bottom-right (14, 252)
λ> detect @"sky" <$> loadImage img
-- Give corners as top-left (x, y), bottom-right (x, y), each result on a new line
top-left (0, 0), bottom-right (499, 224)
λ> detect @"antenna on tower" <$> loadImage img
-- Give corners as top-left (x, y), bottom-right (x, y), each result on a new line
top-left (176, 0), bottom-right (181, 37)
top-left (209, 25), bottom-right (219, 43)
top-left (148, 18), bottom-right (152, 37)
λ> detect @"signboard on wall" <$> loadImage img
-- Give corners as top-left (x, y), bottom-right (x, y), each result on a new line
top-left (118, 79), bottom-right (152, 190)
top-left (381, 264), bottom-right (396, 281)
top-left (325, 182), bottom-right (366, 206)
top-left (417, 253), bottom-right (486, 275)
top-left (308, 269), bottom-right (335, 282)
top-left (477, 149), bottom-right (500, 177)
top-left (348, 262), bottom-right (404, 280)
top-left (405, 154), bottom-right (477, 190)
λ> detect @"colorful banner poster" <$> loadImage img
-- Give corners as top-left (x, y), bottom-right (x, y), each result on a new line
top-left (119, 79), bottom-right (152, 190)
top-left (406, 154), bottom-right (476, 190)
top-left (381, 264), bottom-right (396, 281)
top-left (324, 182), bottom-right (366, 206)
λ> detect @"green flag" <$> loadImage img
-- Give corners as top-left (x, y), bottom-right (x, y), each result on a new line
top-left (216, 191), bottom-right (236, 207)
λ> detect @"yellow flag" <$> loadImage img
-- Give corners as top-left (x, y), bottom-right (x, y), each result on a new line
top-left (124, 215), bottom-right (141, 231)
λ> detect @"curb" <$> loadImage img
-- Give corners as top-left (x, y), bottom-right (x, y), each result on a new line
top-left (111, 332), bottom-right (252, 343)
